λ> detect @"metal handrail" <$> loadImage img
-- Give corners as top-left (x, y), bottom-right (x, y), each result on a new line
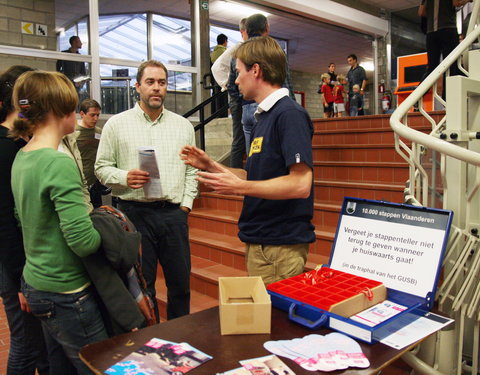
top-left (183, 90), bottom-right (229, 150)
top-left (389, 4), bottom-right (480, 374)
top-left (389, 24), bottom-right (480, 166)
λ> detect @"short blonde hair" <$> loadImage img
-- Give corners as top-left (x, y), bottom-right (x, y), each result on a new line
top-left (321, 73), bottom-right (330, 81)
top-left (235, 36), bottom-right (286, 86)
top-left (353, 84), bottom-right (361, 90)
top-left (12, 71), bottom-right (77, 138)
top-left (337, 74), bottom-right (346, 82)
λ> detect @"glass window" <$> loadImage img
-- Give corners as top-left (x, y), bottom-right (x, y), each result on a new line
top-left (100, 64), bottom-right (137, 115)
top-left (98, 14), bottom-right (147, 61)
top-left (164, 71), bottom-right (194, 115)
top-left (152, 14), bottom-right (192, 66)
top-left (78, 18), bottom-right (89, 54)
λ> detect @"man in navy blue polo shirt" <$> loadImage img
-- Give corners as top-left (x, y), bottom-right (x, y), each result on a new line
top-left (180, 36), bottom-right (315, 285)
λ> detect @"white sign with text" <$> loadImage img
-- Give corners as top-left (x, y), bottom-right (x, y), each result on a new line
top-left (330, 214), bottom-right (446, 298)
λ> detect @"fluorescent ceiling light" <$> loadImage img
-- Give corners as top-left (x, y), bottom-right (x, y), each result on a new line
top-left (362, 61), bottom-right (374, 72)
top-left (219, 0), bottom-right (270, 17)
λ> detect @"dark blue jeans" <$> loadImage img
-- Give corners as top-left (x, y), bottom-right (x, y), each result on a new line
top-left (0, 266), bottom-right (49, 375)
top-left (118, 201), bottom-right (191, 321)
top-left (229, 101), bottom-right (246, 168)
top-left (242, 102), bottom-right (258, 153)
top-left (21, 281), bottom-right (108, 375)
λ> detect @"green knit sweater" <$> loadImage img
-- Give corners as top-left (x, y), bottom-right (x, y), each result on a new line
top-left (12, 148), bottom-right (101, 293)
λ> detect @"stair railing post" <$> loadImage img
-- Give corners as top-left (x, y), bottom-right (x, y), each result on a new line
top-left (199, 106), bottom-right (206, 151)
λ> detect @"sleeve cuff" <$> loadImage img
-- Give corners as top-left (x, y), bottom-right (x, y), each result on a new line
top-left (181, 195), bottom-right (195, 210)
top-left (120, 170), bottom-right (129, 187)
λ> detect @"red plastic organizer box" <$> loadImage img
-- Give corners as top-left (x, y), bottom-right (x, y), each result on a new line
top-left (267, 267), bottom-right (386, 317)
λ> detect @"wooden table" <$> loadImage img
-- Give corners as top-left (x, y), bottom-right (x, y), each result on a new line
top-left (80, 306), bottom-right (417, 374)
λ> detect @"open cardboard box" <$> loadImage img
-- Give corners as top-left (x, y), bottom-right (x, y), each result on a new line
top-left (219, 276), bottom-right (271, 335)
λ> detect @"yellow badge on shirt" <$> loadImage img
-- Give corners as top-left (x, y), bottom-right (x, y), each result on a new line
top-left (249, 137), bottom-right (263, 157)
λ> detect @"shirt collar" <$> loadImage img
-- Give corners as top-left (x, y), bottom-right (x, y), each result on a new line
top-left (255, 88), bottom-right (289, 119)
top-left (134, 102), bottom-right (165, 124)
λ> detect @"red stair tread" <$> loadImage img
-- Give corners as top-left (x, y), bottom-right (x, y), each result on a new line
top-left (199, 192), bottom-right (243, 201)
top-left (314, 144), bottom-right (398, 149)
top-left (314, 161), bottom-right (408, 167)
top-left (315, 179), bottom-right (404, 190)
top-left (314, 201), bottom-right (341, 211)
top-left (314, 125), bottom-right (430, 135)
top-left (191, 221), bottom-right (335, 243)
top-left (191, 256), bottom-right (247, 280)
top-left (194, 198), bottom-right (343, 213)
top-left (189, 227), bottom-right (244, 255)
top-left (190, 208), bottom-right (240, 222)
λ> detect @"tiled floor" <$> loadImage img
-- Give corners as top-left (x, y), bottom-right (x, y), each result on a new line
top-left (0, 299), bottom-right (10, 375)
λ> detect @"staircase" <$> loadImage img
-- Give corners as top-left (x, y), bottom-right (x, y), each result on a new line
top-left (155, 111), bottom-right (444, 318)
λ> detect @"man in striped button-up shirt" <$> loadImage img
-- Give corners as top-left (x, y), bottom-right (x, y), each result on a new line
top-left (95, 60), bottom-right (198, 321)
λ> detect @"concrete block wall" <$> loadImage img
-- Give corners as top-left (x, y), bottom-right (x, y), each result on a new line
top-left (291, 69), bottom-right (324, 119)
top-left (0, 0), bottom-right (57, 72)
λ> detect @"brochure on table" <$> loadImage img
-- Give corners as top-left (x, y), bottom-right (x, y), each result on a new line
top-left (270, 197), bottom-right (453, 344)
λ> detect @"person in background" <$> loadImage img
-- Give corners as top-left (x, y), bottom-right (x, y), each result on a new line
top-left (333, 74), bottom-right (347, 117)
top-left (418, 0), bottom-right (472, 80)
top-left (59, 126), bottom-right (93, 212)
top-left (349, 84), bottom-right (363, 117)
top-left (95, 60), bottom-right (198, 322)
top-left (0, 65), bottom-right (49, 375)
top-left (56, 36), bottom-right (87, 95)
top-left (76, 98), bottom-right (110, 208)
top-left (211, 33), bottom-right (228, 64)
top-left (320, 73), bottom-right (334, 118)
top-left (212, 18), bottom-right (248, 168)
top-left (11, 70), bottom-right (108, 374)
top-left (346, 54), bottom-right (367, 115)
top-left (236, 13), bottom-right (295, 151)
top-left (180, 36), bottom-right (315, 285)
top-left (210, 34), bottom-right (229, 118)
top-left (327, 63), bottom-right (337, 83)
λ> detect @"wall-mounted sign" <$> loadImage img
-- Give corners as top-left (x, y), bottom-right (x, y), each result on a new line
top-left (36, 24), bottom-right (47, 36)
top-left (21, 22), bottom-right (33, 34)
top-left (21, 22), bottom-right (48, 36)
top-left (201, 1), bottom-right (208, 10)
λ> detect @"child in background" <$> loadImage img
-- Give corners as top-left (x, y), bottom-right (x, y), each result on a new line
top-left (320, 73), bottom-right (334, 118)
top-left (349, 84), bottom-right (363, 117)
top-left (333, 74), bottom-right (346, 117)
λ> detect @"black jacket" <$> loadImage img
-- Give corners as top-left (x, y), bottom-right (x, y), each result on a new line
top-left (83, 208), bottom-right (145, 335)
top-left (0, 125), bottom-right (26, 282)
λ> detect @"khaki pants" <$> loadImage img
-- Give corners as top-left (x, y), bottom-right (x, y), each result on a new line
top-left (245, 243), bottom-right (309, 285)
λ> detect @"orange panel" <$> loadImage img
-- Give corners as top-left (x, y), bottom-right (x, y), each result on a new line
top-left (395, 53), bottom-right (433, 112)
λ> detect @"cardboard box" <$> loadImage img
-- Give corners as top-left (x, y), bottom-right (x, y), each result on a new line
top-left (268, 197), bottom-right (453, 343)
top-left (219, 276), bottom-right (271, 335)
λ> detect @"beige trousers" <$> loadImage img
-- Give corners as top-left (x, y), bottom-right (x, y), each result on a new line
top-left (245, 243), bottom-right (309, 285)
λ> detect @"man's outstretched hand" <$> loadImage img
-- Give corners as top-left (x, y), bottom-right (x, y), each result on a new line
top-left (196, 164), bottom-right (245, 195)
top-left (179, 145), bottom-right (216, 171)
